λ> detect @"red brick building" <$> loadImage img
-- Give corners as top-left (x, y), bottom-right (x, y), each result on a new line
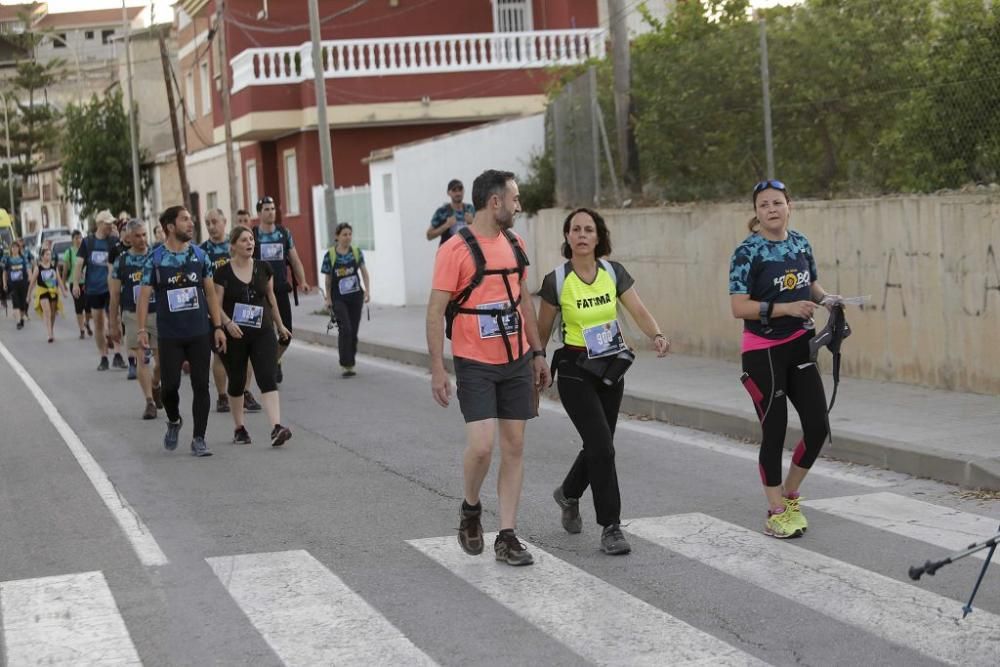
top-left (175, 0), bottom-right (603, 278)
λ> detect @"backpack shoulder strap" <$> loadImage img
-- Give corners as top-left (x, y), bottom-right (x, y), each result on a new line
top-left (454, 227), bottom-right (485, 306)
top-left (598, 259), bottom-right (617, 288)
top-left (554, 261), bottom-right (572, 305)
top-left (352, 246), bottom-right (361, 265)
top-left (501, 229), bottom-right (529, 278)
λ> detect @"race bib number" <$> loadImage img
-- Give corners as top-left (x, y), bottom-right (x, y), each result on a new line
top-left (477, 301), bottom-right (520, 339)
top-left (582, 319), bottom-right (627, 359)
top-left (9, 269), bottom-right (22, 282)
top-left (338, 275), bottom-right (360, 295)
top-left (166, 287), bottom-right (199, 313)
top-left (260, 243), bottom-right (284, 262)
top-left (89, 250), bottom-right (108, 265)
top-left (233, 303), bottom-right (263, 329)
top-left (132, 285), bottom-right (155, 305)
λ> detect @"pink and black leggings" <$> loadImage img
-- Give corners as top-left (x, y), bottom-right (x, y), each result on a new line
top-left (741, 333), bottom-right (829, 487)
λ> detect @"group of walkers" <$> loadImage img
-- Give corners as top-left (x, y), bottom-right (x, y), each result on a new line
top-left (427, 170), bottom-right (838, 566)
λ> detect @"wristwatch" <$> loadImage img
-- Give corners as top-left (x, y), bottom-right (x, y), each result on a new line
top-left (532, 349), bottom-right (546, 359)
top-left (759, 301), bottom-right (771, 326)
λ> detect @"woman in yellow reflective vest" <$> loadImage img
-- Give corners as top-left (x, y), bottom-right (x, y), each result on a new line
top-left (536, 207), bottom-right (670, 555)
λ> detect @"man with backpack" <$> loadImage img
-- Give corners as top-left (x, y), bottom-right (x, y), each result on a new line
top-left (72, 210), bottom-right (118, 371)
top-left (426, 169), bottom-right (551, 567)
top-left (321, 222), bottom-right (370, 377)
top-left (253, 196), bottom-right (311, 384)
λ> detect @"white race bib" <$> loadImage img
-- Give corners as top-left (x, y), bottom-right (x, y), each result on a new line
top-left (166, 286), bottom-right (199, 312)
top-left (90, 250), bottom-right (108, 265)
top-left (338, 275), bottom-right (360, 295)
top-left (477, 301), bottom-right (520, 339)
top-left (233, 303), bottom-right (263, 329)
top-left (260, 243), bottom-right (284, 262)
top-left (582, 319), bottom-right (627, 359)
top-left (9, 269), bottom-right (22, 282)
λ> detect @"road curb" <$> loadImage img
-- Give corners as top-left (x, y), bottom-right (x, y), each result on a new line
top-left (296, 326), bottom-right (1000, 491)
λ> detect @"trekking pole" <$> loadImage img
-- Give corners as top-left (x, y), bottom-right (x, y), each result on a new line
top-left (908, 526), bottom-right (1000, 618)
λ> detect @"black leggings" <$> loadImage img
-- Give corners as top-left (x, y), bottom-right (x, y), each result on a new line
top-left (333, 296), bottom-right (364, 368)
top-left (224, 329), bottom-right (278, 396)
top-left (555, 347), bottom-right (626, 527)
top-left (159, 334), bottom-right (212, 438)
top-left (741, 333), bottom-right (829, 487)
top-left (8, 283), bottom-right (27, 312)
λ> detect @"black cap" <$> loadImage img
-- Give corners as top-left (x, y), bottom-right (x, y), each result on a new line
top-left (256, 195), bottom-right (276, 213)
top-left (447, 179), bottom-right (463, 191)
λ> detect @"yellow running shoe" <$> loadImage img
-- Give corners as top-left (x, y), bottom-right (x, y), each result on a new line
top-left (783, 495), bottom-right (808, 534)
top-left (764, 509), bottom-right (802, 539)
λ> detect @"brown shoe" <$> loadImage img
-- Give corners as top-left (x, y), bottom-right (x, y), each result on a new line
top-left (152, 385), bottom-right (163, 409)
top-left (458, 502), bottom-right (484, 556)
top-left (142, 400), bottom-right (157, 420)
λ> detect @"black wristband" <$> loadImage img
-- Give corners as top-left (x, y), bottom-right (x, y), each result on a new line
top-left (759, 300), bottom-right (771, 325)
top-left (766, 301), bottom-right (775, 319)
top-left (532, 349), bottom-right (546, 359)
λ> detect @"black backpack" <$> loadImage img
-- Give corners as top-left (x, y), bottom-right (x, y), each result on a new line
top-left (444, 227), bottom-right (530, 363)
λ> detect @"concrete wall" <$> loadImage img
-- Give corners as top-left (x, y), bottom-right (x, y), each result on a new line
top-left (367, 113), bottom-right (545, 306)
top-left (531, 193), bottom-right (1000, 394)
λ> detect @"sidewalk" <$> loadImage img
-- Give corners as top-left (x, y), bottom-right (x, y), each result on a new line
top-left (290, 293), bottom-right (1000, 491)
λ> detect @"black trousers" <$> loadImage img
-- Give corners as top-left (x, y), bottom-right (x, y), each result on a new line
top-left (224, 329), bottom-right (278, 396)
top-left (741, 333), bottom-right (829, 487)
top-left (555, 347), bottom-right (625, 527)
top-left (333, 295), bottom-right (364, 368)
top-left (159, 334), bottom-right (212, 438)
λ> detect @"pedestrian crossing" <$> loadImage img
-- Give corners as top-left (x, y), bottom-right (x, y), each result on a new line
top-left (4, 491), bottom-right (999, 666)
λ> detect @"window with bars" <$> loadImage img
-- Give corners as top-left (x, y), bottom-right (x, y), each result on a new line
top-left (492, 0), bottom-right (533, 33)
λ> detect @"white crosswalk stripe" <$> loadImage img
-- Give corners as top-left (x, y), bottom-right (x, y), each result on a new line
top-left (206, 550), bottom-right (437, 667)
top-left (408, 533), bottom-right (769, 666)
top-left (625, 513), bottom-right (1000, 666)
top-left (803, 492), bottom-right (1000, 560)
top-left (0, 570), bottom-right (141, 666)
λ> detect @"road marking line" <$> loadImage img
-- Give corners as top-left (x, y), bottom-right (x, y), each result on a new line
top-left (625, 513), bottom-right (1000, 666)
top-left (1, 570), bottom-right (142, 665)
top-left (293, 342), bottom-right (892, 489)
top-left (408, 534), bottom-right (769, 666)
top-left (206, 550), bottom-right (437, 667)
top-left (804, 492), bottom-right (1000, 560)
top-left (0, 340), bottom-right (168, 567)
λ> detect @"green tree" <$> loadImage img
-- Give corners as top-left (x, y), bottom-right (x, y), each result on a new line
top-left (61, 91), bottom-right (146, 218)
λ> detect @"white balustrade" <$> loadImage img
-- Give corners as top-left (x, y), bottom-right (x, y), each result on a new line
top-left (229, 29), bottom-right (606, 93)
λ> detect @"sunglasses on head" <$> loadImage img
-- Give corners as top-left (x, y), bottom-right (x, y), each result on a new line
top-left (752, 180), bottom-right (786, 198)
top-left (256, 196), bottom-right (276, 212)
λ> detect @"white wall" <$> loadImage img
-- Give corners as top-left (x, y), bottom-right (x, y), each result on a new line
top-left (371, 113), bottom-right (545, 306)
top-left (367, 158), bottom-right (407, 306)
top-left (184, 144), bottom-right (243, 238)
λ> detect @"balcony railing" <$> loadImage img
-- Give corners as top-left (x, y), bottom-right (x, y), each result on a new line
top-left (230, 29), bottom-right (606, 93)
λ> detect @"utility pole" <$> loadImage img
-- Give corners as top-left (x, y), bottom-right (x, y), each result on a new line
top-left (3, 96), bottom-right (14, 224)
top-left (608, 0), bottom-right (632, 193)
top-left (758, 13), bottom-right (776, 179)
top-left (216, 0), bottom-right (239, 218)
top-left (158, 28), bottom-right (192, 217)
top-left (308, 0), bottom-right (338, 246)
top-left (122, 0), bottom-right (143, 218)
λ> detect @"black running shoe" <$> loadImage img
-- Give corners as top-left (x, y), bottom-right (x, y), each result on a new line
top-left (243, 391), bottom-right (262, 412)
top-left (112, 353), bottom-right (127, 370)
top-left (216, 394), bottom-right (230, 413)
top-left (458, 503), bottom-right (484, 556)
top-left (270, 424), bottom-right (292, 447)
top-left (79, 330), bottom-right (85, 340)
top-left (16, 320), bottom-right (23, 330)
top-left (494, 530), bottom-right (534, 566)
top-left (600, 524), bottom-right (632, 555)
top-left (97, 356), bottom-right (109, 371)
top-left (233, 426), bottom-right (252, 444)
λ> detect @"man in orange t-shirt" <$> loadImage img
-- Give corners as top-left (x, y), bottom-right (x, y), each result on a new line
top-left (427, 169), bottom-right (551, 567)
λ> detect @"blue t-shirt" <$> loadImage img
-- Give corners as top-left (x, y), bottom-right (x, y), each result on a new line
top-left (729, 229), bottom-right (818, 339)
top-left (431, 203), bottom-right (475, 245)
top-left (253, 226), bottom-right (294, 288)
top-left (200, 239), bottom-right (231, 273)
top-left (321, 246), bottom-right (365, 299)
top-left (4, 256), bottom-right (28, 283)
top-left (113, 250), bottom-right (155, 313)
top-left (141, 244), bottom-right (213, 339)
top-left (78, 235), bottom-right (113, 295)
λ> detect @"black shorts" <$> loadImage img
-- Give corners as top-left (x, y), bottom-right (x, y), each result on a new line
top-left (454, 354), bottom-right (535, 423)
top-left (85, 291), bottom-right (110, 311)
top-left (38, 291), bottom-right (57, 303)
top-left (8, 283), bottom-right (28, 311)
top-left (72, 286), bottom-right (90, 315)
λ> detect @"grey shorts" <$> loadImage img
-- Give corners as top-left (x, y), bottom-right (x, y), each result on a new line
top-left (123, 310), bottom-right (158, 350)
top-left (454, 354), bottom-right (535, 423)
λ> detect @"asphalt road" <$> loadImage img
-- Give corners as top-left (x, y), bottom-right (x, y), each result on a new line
top-left (0, 312), bottom-right (998, 666)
